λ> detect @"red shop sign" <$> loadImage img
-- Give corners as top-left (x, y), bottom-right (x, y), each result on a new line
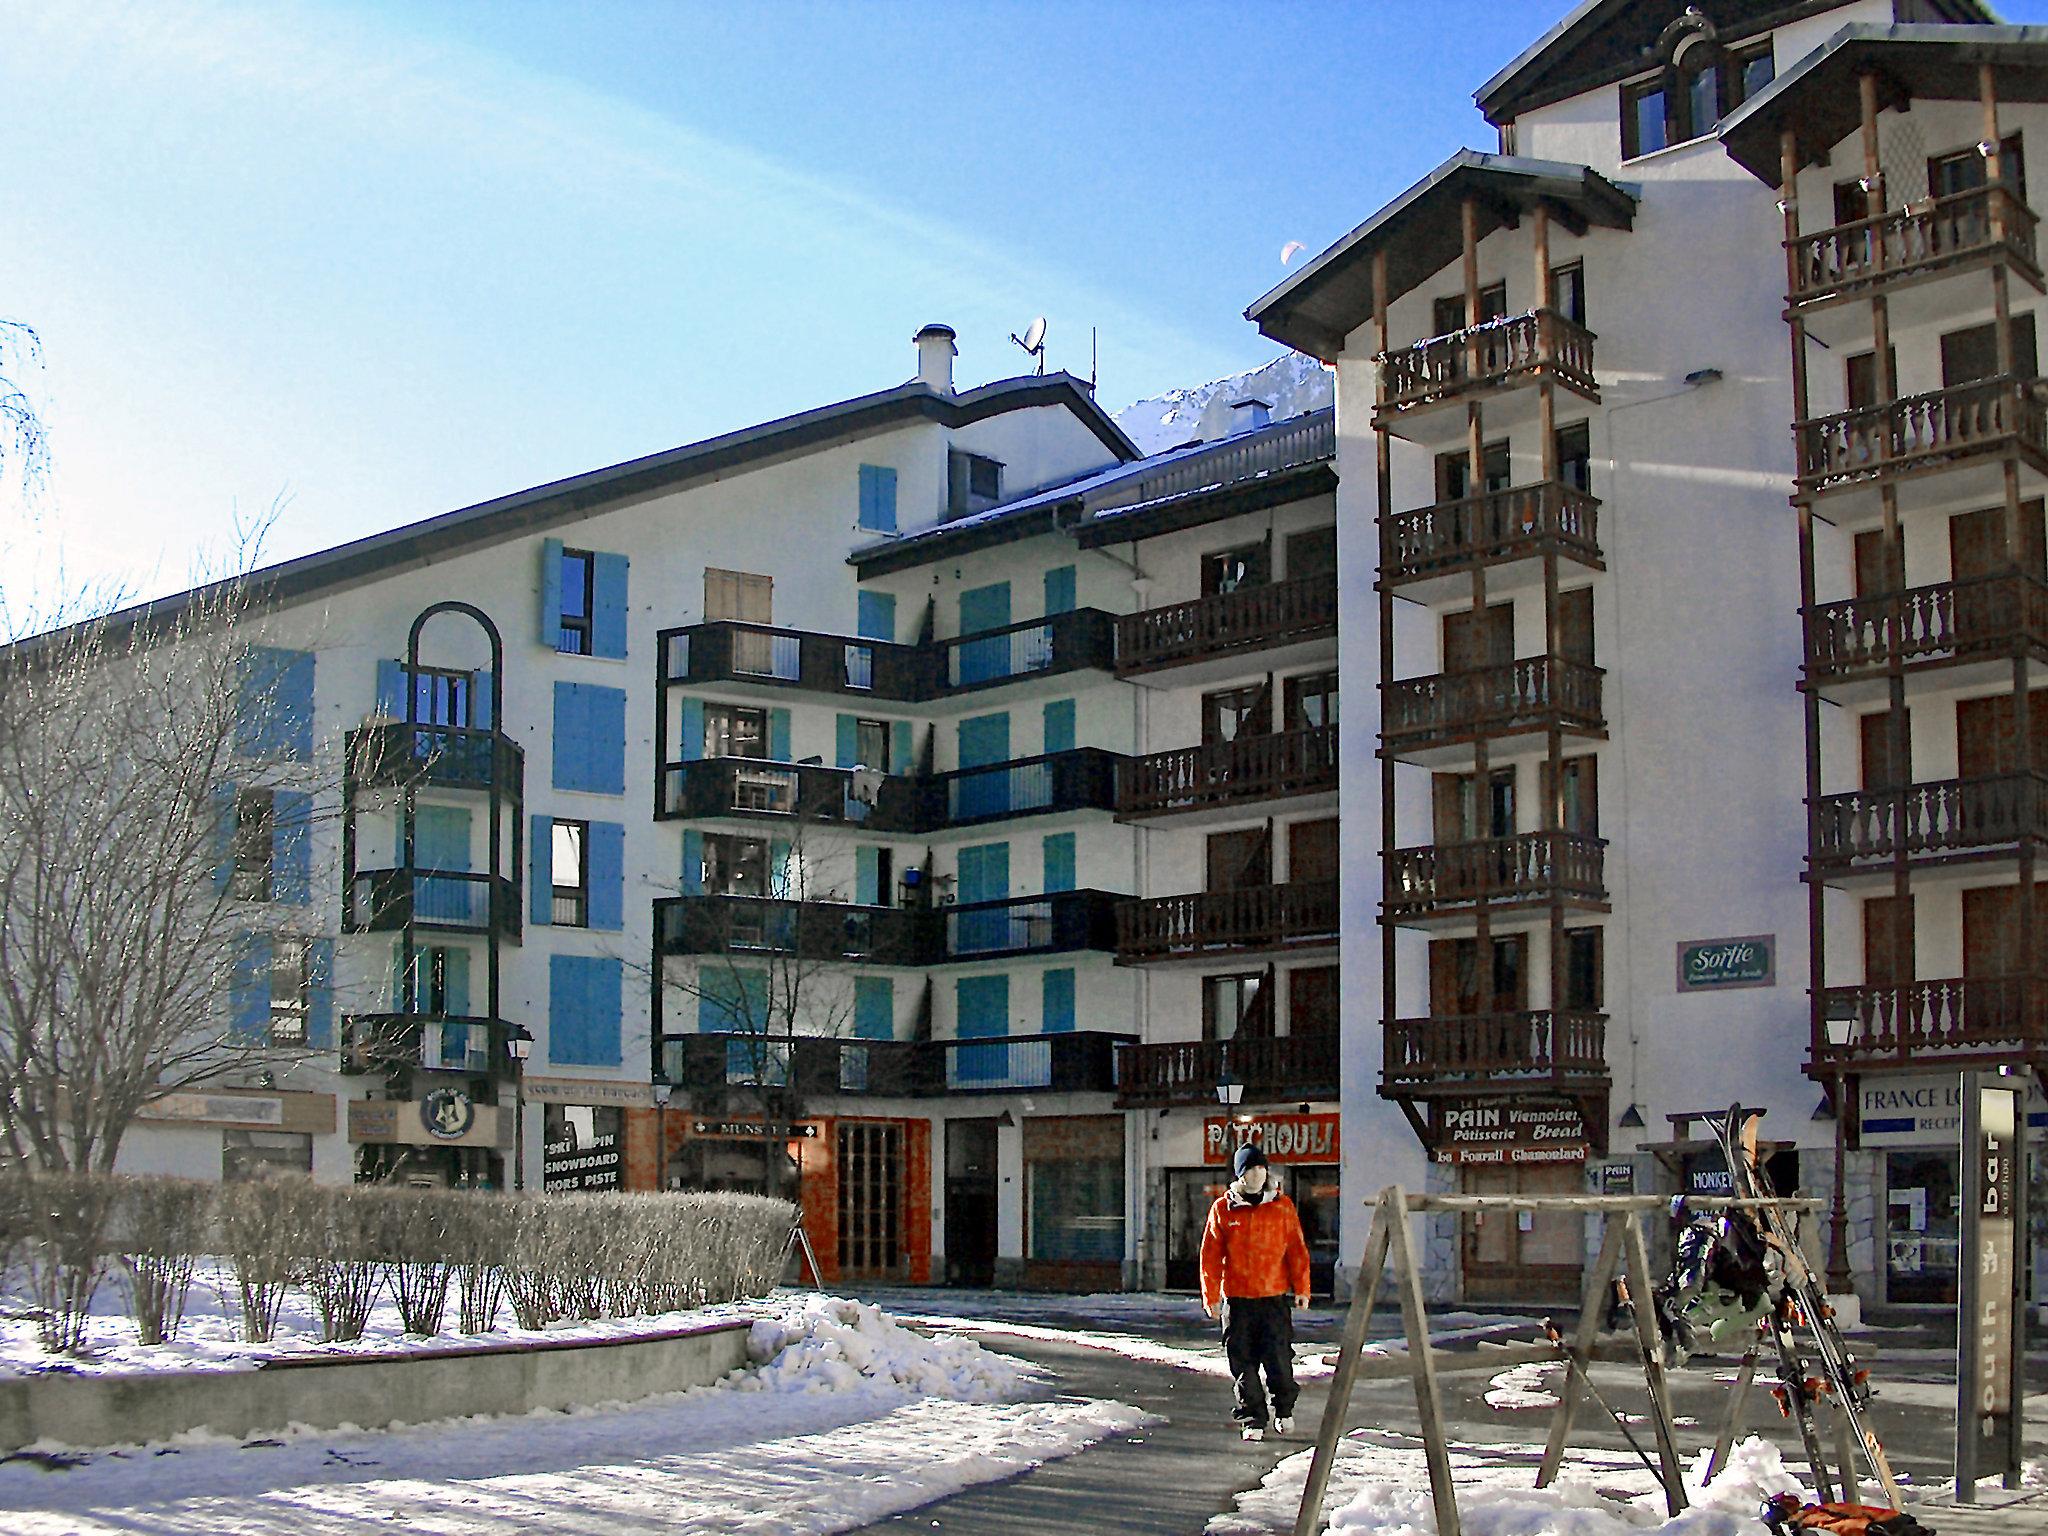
top-left (1202, 1113), bottom-right (1339, 1165)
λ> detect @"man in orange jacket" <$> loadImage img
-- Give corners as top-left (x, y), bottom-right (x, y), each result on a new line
top-left (1200, 1142), bottom-right (1312, 1441)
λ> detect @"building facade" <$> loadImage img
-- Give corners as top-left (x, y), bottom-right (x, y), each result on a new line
top-left (105, 327), bottom-right (1341, 1294)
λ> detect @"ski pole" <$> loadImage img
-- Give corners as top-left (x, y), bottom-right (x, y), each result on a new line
top-left (1540, 1316), bottom-right (1674, 1501)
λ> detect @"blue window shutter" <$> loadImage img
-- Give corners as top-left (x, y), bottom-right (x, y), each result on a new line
top-left (414, 805), bottom-right (472, 871)
top-left (230, 933), bottom-right (270, 1042)
top-left (857, 591), bottom-right (896, 643)
top-left (593, 552), bottom-right (630, 659)
top-left (211, 784), bottom-right (237, 895)
top-left (236, 647), bottom-right (314, 760)
top-left (473, 671), bottom-right (493, 730)
top-left (271, 790), bottom-right (313, 906)
top-left (307, 939), bottom-right (335, 1048)
top-left (957, 842), bottom-right (1009, 904)
top-left (679, 698), bottom-right (705, 762)
top-left (529, 814), bottom-right (553, 927)
top-left (854, 976), bottom-right (894, 1040)
top-left (1043, 698), bottom-right (1076, 756)
top-left (699, 965), bottom-right (767, 1032)
top-left (891, 722), bottom-right (914, 776)
top-left (855, 845), bottom-right (881, 906)
top-left (958, 712), bottom-right (1010, 768)
top-left (858, 465), bottom-right (898, 532)
top-left (681, 828), bottom-right (705, 895)
top-left (553, 682), bottom-right (627, 794)
top-left (960, 581), bottom-right (1011, 635)
top-left (549, 953), bottom-right (582, 1063)
top-left (1044, 565), bottom-right (1077, 616)
top-left (769, 708), bottom-right (792, 762)
top-left (1042, 968), bottom-right (1075, 1033)
top-left (1043, 832), bottom-right (1076, 894)
top-left (549, 955), bottom-right (618, 1066)
top-left (443, 945), bottom-right (471, 1017)
top-left (836, 714), bottom-right (860, 769)
top-left (392, 943), bottom-right (412, 1012)
top-left (588, 821), bottom-right (625, 931)
top-left (376, 659), bottom-right (408, 720)
top-left (541, 538), bottom-right (565, 648)
top-left (956, 974), bottom-right (1009, 1038)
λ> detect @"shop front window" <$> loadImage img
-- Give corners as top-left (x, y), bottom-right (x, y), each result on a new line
top-left (1885, 1149), bottom-right (1961, 1304)
top-left (1030, 1156), bottom-right (1125, 1263)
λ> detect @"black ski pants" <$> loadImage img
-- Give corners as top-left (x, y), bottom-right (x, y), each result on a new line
top-left (1221, 1294), bottom-right (1297, 1426)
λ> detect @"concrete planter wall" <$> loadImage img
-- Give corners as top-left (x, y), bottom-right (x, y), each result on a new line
top-left (0, 1318), bottom-right (755, 1452)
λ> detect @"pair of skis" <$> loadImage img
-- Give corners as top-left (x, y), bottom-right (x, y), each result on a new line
top-left (1708, 1104), bottom-right (1902, 1508)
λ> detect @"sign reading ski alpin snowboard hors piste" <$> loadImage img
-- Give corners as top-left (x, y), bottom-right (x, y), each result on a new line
top-left (1675, 934), bottom-right (1775, 991)
top-left (1957, 1071), bottom-right (2026, 1500)
top-left (1430, 1099), bottom-right (1589, 1164)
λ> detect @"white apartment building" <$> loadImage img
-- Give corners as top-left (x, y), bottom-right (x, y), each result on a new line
top-left (1250, 0), bottom-right (2034, 1306)
top-left (98, 326), bottom-right (1341, 1293)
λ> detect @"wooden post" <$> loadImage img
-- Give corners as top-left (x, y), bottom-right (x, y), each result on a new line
top-left (1387, 1185), bottom-right (1461, 1536)
top-left (1706, 1350), bottom-right (1759, 1483)
top-left (1622, 1211), bottom-right (1689, 1514)
top-left (1537, 1214), bottom-right (1626, 1486)
top-left (1293, 1191), bottom-right (1396, 1536)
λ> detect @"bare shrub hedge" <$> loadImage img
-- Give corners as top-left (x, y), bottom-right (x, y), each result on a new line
top-left (0, 1171), bottom-right (795, 1356)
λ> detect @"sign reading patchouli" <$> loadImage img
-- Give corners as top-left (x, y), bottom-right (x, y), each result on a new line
top-left (1203, 1113), bottom-right (1339, 1164)
top-left (1675, 934), bottom-right (1775, 991)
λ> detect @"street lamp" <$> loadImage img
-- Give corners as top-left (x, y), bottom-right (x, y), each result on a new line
top-left (1820, 997), bottom-right (1858, 1294)
top-left (1216, 1042), bottom-right (1245, 1108)
top-left (652, 1079), bottom-right (673, 1192)
top-left (505, 1024), bottom-right (534, 1192)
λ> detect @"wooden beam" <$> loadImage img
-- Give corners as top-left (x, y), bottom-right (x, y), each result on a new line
top-left (1388, 1187), bottom-right (1461, 1536)
top-left (1294, 1190), bottom-right (1395, 1536)
top-left (1705, 1351), bottom-right (1759, 1484)
top-left (1537, 1215), bottom-right (1625, 1487)
top-left (1622, 1212), bottom-right (1690, 1515)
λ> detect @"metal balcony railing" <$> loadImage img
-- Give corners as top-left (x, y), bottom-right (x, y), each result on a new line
top-left (346, 723), bottom-right (524, 793)
top-left (345, 869), bottom-right (522, 939)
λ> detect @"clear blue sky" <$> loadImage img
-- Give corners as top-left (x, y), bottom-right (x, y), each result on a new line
top-left (5, 0), bottom-right (2045, 608)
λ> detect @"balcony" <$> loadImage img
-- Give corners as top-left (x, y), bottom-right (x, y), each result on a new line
top-left (1789, 187), bottom-right (2042, 324)
top-left (1380, 1012), bottom-right (1608, 1096)
top-left (1812, 977), bottom-right (2048, 1073)
top-left (1813, 773), bottom-right (2048, 877)
top-left (1115, 573), bottom-right (1338, 681)
top-left (1805, 574), bottom-right (2048, 698)
top-left (1381, 657), bottom-right (1603, 765)
top-left (1375, 310), bottom-right (1597, 441)
top-left (341, 1014), bottom-right (515, 1078)
top-left (657, 749), bottom-right (1122, 833)
top-left (1381, 482), bottom-right (1600, 595)
top-left (1384, 832), bottom-right (1607, 926)
top-left (665, 1029), bottom-right (1135, 1102)
top-left (662, 609), bottom-right (1116, 706)
top-left (655, 888), bottom-right (1120, 967)
top-left (1794, 376), bottom-right (2048, 505)
top-left (1115, 880), bottom-right (1339, 964)
top-left (1116, 726), bottom-right (1337, 824)
top-left (347, 724), bottom-right (524, 794)
top-left (1114, 1033), bottom-right (1339, 1109)
top-left (345, 870), bottom-right (522, 939)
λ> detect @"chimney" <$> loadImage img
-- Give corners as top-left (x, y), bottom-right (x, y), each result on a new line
top-left (914, 324), bottom-right (957, 394)
top-left (1231, 396), bottom-right (1273, 431)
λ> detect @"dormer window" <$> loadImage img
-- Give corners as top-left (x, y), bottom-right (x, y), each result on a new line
top-left (947, 451), bottom-right (1003, 518)
top-left (1620, 15), bottom-right (1773, 162)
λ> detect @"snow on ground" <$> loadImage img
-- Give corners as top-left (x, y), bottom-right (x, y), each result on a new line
top-left (1209, 1429), bottom-right (1813, 1536)
top-left (0, 1294), bottom-right (1153, 1535)
top-left (1484, 1362), bottom-right (1563, 1412)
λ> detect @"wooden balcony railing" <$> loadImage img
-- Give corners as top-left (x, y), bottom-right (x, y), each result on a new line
top-left (1381, 1012), bottom-right (1608, 1092)
top-left (666, 1029), bottom-right (1136, 1100)
top-left (1789, 186), bottom-right (2041, 309)
top-left (1116, 573), bottom-right (1338, 675)
top-left (1794, 375), bottom-right (2048, 494)
top-left (1382, 656), bottom-right (1603, 753)
top-left (1376, 309), bottom-right (1597, 416)
top-left (341, 1014), bottom-right (515, 1078)
top-left (1381, 482), bottom-right (1600, 585)
top-left (1384, 832), bottom-right (1606, 920)
top-left (347, 724), bottom-right (524, 794)
top-left (1814, 976), bottom-right (2048, 1069)
top-left (1113, 1033), bottom-right (1340, 1109)
top-left (1806, 574), bottom-right (2048, 680)
top-left (1115, 725), bottom-right (1337, 819)
top-left (1814, 772), bottom-right (2048, 865)
top-left (1115, 879), bottom-right (1339, 961)
top-left (345, 870), bottom-right (522, 940)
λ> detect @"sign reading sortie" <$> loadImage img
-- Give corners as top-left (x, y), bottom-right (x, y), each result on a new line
top-left (1675, 934), bottom-right (1776, 991)
top-left (1202, 1113), bottom-right (1339, 1165)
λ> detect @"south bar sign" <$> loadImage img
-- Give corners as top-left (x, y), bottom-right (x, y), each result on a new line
top-left (1957, 1072), bottom-right (2026, 1501)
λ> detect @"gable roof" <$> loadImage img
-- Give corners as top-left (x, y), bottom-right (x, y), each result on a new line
top-left (1244, 151), bottom-right (1636, 361)
top-left (19, 371), bottom-right (1136, 652)
top-left (1475, 0), bottom-right (1998, 127)
top-left (1720, 22), bottom-right (2048, 183)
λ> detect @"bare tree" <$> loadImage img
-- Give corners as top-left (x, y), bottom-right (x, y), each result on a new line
top-left (0, 544), bottom-right (343, 1171)
top-left (0, 319), bottom-right (49, 498)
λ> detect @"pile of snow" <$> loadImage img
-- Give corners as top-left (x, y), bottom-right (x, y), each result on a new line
top-left (1114, 351), bottom-right (1333, 454)
top-left (741, 1294), bottom-right (1031, 1399)
top-left (1213, 1431), bottom-right (1818, 1536)
top-left (1484, 1361), bottom-right (1564, 1411)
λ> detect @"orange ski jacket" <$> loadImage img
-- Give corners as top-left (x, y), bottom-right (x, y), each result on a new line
top-left (1199, 1189), bottom-right (1312, 1310)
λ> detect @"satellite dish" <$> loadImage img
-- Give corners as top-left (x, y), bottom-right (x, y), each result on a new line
top-left (1011, 317), bottom-right (1048, 374)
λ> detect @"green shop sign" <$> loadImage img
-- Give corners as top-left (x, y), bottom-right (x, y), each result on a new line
top-left (1676, 935), bottom-right (1775, 992)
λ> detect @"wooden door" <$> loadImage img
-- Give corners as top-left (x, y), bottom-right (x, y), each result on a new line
top-left (1289, 966), bottom-right (1340, 1038)
top-left (704, 568), bottom-right (773, 623)
top-left (1202, 683), bottom-right (1272, 745)
top-left (1443, 603), bottom-right (1513, 673)
top-left (1861, 710), bottom-right (1912, 789)
top-left (1540, 756), bottom-right (1598, 836)
top-left (1557, 587), bottom-right (1594, 666)
top-left (1853, 530), bottom-right (1890, 597)
top-left (1941, 314), bottom-right (2038, 387)
top-left (1459, 1161), bottom-right (1583, 1302)
top-left (1285, 526), bottom-right (1337, 579)
top-left (1287, 818), bottom-right (1340, 885)
top-left (1956, 690), bottom-right (2048, 777)
top-left (1862, 895), bottom-right (1917, 986)
top-left (1205, 827), bottom-right (1271, 892)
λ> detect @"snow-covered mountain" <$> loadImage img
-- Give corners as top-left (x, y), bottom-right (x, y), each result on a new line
top-left (1112, 352), bottom-right (1333, 456)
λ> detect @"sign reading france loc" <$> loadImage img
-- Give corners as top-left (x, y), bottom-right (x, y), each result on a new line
top-left (1675, 935), bottom-right (1775, 991)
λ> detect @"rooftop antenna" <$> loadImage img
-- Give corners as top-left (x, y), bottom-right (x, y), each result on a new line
top-left (1091, 326), bottom-right (1097, 390)
top-left (1011, 316), bottom-right (1047, 375)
